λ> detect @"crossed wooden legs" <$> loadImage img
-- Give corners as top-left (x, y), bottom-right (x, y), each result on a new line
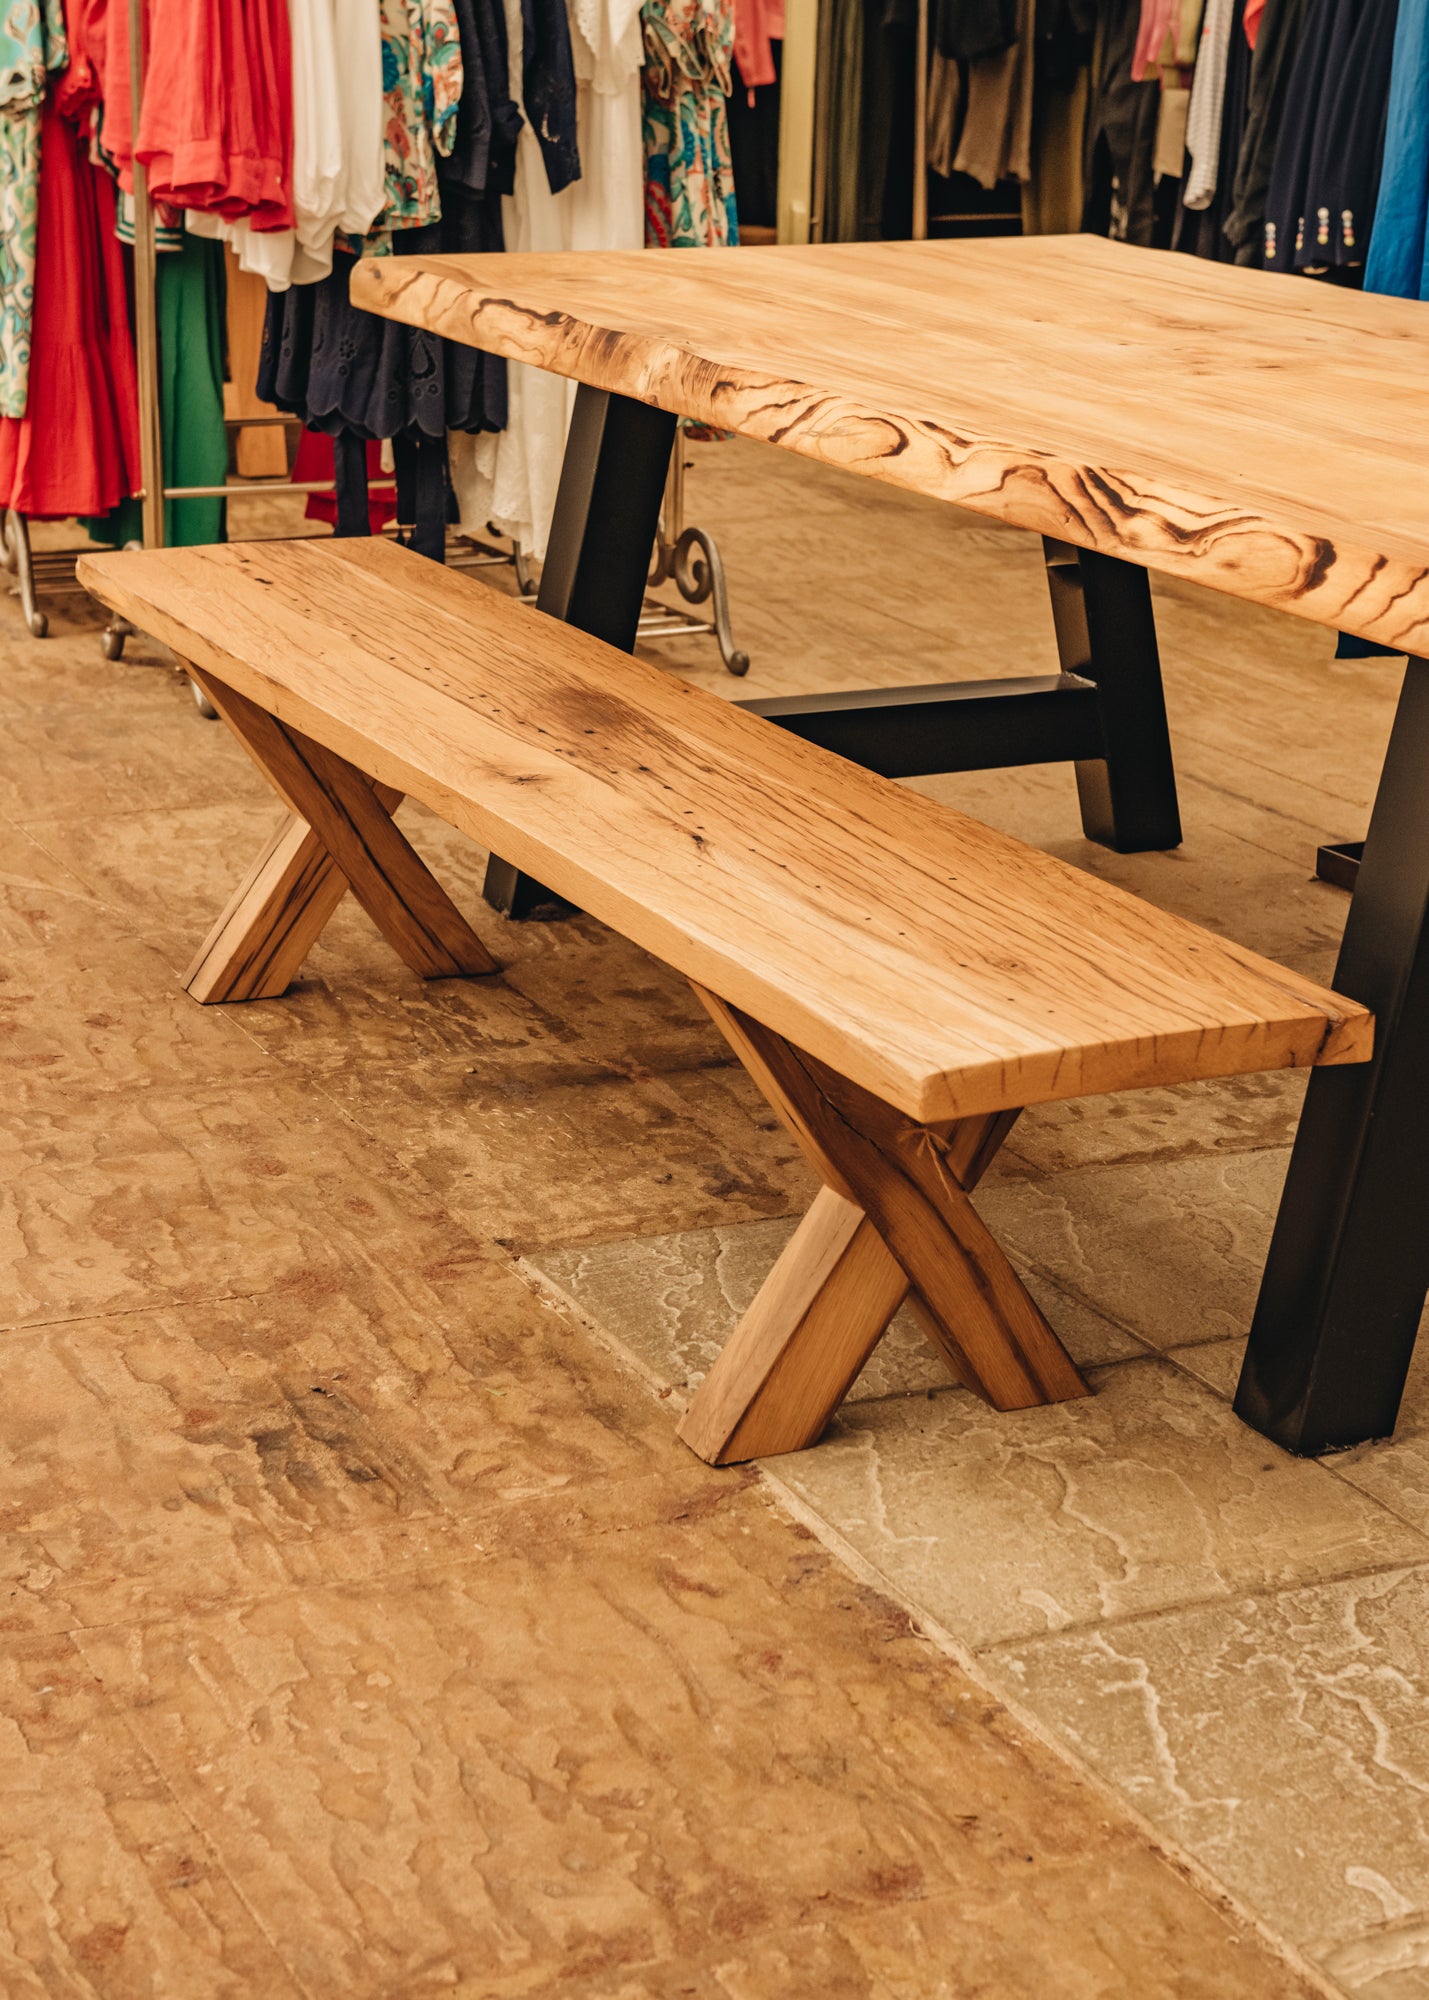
top-left (184, 667), bottom-right (498, 1002)
top-left (679, 989), bottom-right (1088, 1463)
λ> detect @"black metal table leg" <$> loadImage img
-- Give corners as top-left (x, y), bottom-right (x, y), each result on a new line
top-left (1236, 656), bottom-right (1429, 1453)
top-left (1044, 541), bottom-right (1183, 852)
top-left (483, 386), bottom-right (677, 918)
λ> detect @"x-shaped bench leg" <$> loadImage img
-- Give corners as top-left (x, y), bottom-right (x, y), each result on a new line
top-left (184, 666), bottom-right (498, 1003)
top-left (680, 988), bottom-right (1088, 1463)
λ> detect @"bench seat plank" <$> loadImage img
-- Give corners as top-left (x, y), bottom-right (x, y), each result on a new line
top-left (77, 536), bottom-right (1369, 1124)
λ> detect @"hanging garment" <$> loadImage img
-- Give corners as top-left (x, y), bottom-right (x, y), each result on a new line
top-left (87, 229), bottom-right (227, 545)
top-left (1082, 0), bottom-right (1161, 240)
top-left (935, 0), bottom-right (1017, 56)
top-left (732, 0), bottom-right (781, 86)
top-left (642, 0), bottom-right (738, 245)
top-left (726, 36), bottom-right (780, 224)
top-left (856, 0), bottom-right (916, 238)
top-left (195, 0), bottom-right (386, 289)
top-left (1182, 0), bottom-right (1233, 204)
top-left (1173, 0), bottom-right (1250, 252)
top-left (0, 0), bottom-right (66, 418)
top-left (435, 0), bottom-right (518, 431)
top-left (955, 0), bottom-right (1037, 188)
top-left (1261, 0), bottom-right (1398, 273)
top-left (1221, 0), bottom-right (1310, 258)
top-left (448, 0), bottom-right (610, 558)
top-left (296, 428), bottom-right (397, 530)
top-left (259, 0), bottom-right (472, 439)
top-left (519, 0), bottom-right (582, 189)
top-left (569, 0), bottom-right (644, 247)
top-left (927, 49), bottom-right (960, 176)
top-left (1132, 0), bottom-right (1202, 74)
top-left (135, 0), bottom-right (296, 226)
top-left (372, 0), bottom-right (464, 231)
top-left (272, 0), bottom-right (522, 557)
top-left (0, 77), bottom-right (140, 511)
top-left (1363, 0), bottom-right (1429, 297)
top-left (1022, 66), bottom-right (1090, 232)
top-left (818, 0), bottom-right (861, 238)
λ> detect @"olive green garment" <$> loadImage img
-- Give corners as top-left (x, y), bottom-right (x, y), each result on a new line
top-left (86, 229), bottom-right (227, 548)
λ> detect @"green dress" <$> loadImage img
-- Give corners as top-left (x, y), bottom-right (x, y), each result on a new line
top-left (85, 231), bottom-right (228, 547)
top-left (0, 0), bottom-right (66, 418)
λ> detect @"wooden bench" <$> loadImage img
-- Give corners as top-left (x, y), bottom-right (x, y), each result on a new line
top-left (77, 536), bottom-right (1372, 1464)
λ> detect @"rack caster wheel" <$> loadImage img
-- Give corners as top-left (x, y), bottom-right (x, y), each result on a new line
top-left (101, 625), bottom-right (126, 661)
top-left (191, 678), bottom-right (219, 719)
top-left (725, 650), bottom-right (750, 677)
top-left (26, 609), bottom-right (47, 638)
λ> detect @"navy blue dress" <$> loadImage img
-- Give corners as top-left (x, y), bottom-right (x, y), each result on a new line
top-left (1262, 0), bottom-right (1399, 273)
top-left (257, 0), bottom-right (579, 557)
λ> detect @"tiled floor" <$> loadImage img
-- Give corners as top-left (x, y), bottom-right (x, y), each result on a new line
top-left (521, 443), bottom-right (1429, 1997)
top-left (0, 456), bottom-right (1401, 1995)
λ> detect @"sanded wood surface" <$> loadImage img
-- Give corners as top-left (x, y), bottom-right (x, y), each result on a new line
top-left (677, 1088), bottom-right (1021, 1462)
top-left (699, 991), bottom-right (1087, 1411)
top-left (185, 811), bottom-right (369, 1003)
top-left (677, 1187), bottom-right (910, 1463)
top-left (193, 669), bottom-right (498, 983)
top-left (78, 537), bottom-right (1370, 1121)
top-left (353, 236), bottom-right (1429, 654)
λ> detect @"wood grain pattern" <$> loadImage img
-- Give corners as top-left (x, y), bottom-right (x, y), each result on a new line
top-left (351, 236), bottom-right (1429, 655)
top-left (677, 1075), bottom-right (1021, 1461)
top-left (697, 990), bottom-right (1086, 1412)
top-left (185, 812), bottom-right (359, 1003)
top-left (677, 1187), bottom-right (910, 1463)
top-left (78, 539), bottom-right (1370, 1123)
top-left (191, 667), bottom-right (498, 983)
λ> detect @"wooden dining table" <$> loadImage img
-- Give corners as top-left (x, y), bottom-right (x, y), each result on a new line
top-left (352, 233), bottom-right (1429, 1459)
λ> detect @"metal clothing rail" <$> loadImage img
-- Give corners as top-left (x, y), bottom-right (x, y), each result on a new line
top-left (7, 0), bottom-right (750, 675)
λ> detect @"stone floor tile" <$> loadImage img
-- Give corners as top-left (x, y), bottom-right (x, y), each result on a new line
top-left (990, 1566), bottom-right (1429, 1968)
top-left (0, 816), bottom-right (120, 930)
top-left (318, 1058), bottom-right (816, 1250)
top-left (396, 805), bottom-right (745, 1075)
top-left (0, 1261), bottom-right (687, 1633)
top-left (2, 945), bottom-right (274, 1099)
top-left (1327, 1332), bottom-right (1429, 1540)
top-left (0, 1076), bottom-right (493, 1329)
top-left (531, 1214), bottom-right (1141, 1408)
top-left (202, 908), bottom-right (727, 1087)
top-left (1322, 1917), bottom-right (1429, 1999)
top-left (1170, 1337), bottom-right (1248, 1400)
top-left (0, 676), bottom-right (253, 820)
top-left (766, 1358), bottom-right (1429, 1649)
top-left (21, 796), bottom-right (301, 938)
top-left (994, 1072), bottom-right (1308, 1182)
top-left (976, 1147), bottom-right (1290, 1352)
top-left (535, 1218), bottom-right (947, 1402)
top-left (477, 1889), bottom-right (1325, 2000)
top-left (76, 1487), bottom-right (1322, 2000)
top-left (0, 1629), bottom-right (303, 1996)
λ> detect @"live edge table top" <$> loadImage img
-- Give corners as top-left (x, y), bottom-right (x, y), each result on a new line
top-left (353, 234), bottom-right (1429, 656)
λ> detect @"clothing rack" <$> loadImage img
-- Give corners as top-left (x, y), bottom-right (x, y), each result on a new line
top-left (7, 0), bottom-right (749, 677)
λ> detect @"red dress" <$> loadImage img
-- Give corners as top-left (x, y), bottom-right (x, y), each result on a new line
top-left (133, 0), bottom-right (294, 228)
top-left (0, 57), bottom-right (141, 516)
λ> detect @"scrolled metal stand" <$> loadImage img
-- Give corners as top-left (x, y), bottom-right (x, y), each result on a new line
top-left (643, 448), bottom-right (749, 675)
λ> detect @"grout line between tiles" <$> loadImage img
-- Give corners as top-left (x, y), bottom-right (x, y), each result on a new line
top-left (0, 1289), bottom-right (274, 1338)
top-left (974, 1553), bottom-right (1429, 1657)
